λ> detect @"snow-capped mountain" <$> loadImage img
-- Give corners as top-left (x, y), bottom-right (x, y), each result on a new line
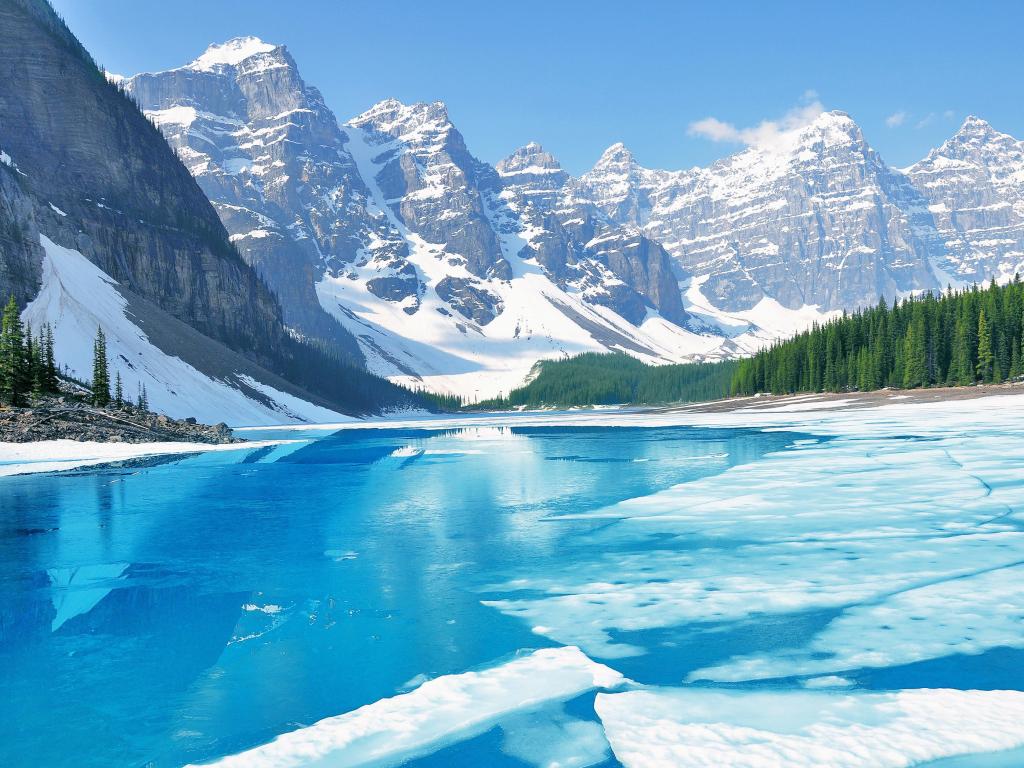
top-left (578, 111), bottom-right (944, 313)
top-left (124, 36), bottom-right (1024, 401)
top-left (126, 37), bottom-right (382, 360)
top-left (905, 116), bottom-right (1024, 284)
top-left (0, 6), bottom-right (405, 425)
top-left (128, 40), bottom-right (752, 399)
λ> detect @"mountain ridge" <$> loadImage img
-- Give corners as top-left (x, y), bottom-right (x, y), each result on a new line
top-left (122, 35), bottom-right (1024, 399)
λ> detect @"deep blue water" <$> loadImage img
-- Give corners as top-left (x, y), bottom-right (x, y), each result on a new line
top-left (0, 424), bottom-right (803, 767)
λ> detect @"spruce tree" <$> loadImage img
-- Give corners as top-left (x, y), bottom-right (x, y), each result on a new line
top-left (43, 324), bottom-right (59, 393)
top-left (114, 371), bottom-right (124, 407)
top-left (25, 325), bottom-right (43, 399)
top-left (976, 309), bottom-right (994, 383)
top-left (92, 326), bottom-right (111, 407)
top-left (0, 295), bottom-right (27, 406)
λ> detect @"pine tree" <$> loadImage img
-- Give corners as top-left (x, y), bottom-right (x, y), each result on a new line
top-left (137, 382), bottom-right (148, 412)
top-left (43, 324), bottom-right (59, 393)
top-left (902, 313), bottom-right (928, 388)
top-left (949, 305), bottom-right (975, 385)
top-left (25, 325), bottom-right (43, 399)
top-left (976, 309), bottom-right (994, 383)
top-left (0, 295), bottom-right (27, 406)
top-left (114, 371), bottom-right (124, 407)
top-left (92, 326), bottom-right (110, 407)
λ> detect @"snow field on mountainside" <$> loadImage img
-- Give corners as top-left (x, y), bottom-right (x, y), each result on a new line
top-left (21, 236), bottom-right (343, 426)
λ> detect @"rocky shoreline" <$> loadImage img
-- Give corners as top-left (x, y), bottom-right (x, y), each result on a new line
top-left (0, 400), bottom-right (238, 444)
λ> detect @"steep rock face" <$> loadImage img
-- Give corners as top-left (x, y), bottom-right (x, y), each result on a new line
top-left (0, 3), bottom-right (289, 360)
top-left (348, 99), bottom-right (511, 281)
top-left (0, 4), bottom-right (419, 419)
top-left (328, 111), bottom-right (712, 397)
top-left (495, 141), bottom-right (688, 326)
top-left (580, 112), bottom-right (944, 312)
top-left (126, 38), bottom-right (377, 360)
top-left (0, 154), bottom-right (44, 304)
top-left (905, 116), bottom-right (1024, 283)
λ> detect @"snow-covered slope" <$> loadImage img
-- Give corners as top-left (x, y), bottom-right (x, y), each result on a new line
top-left (905, 116), bottom-right (1024, 284)
top-left (23, 235), bottom-right (342, 426)
top-left (320, 123), bottom-right (724, 398)
top-left (579, 111), bottom-right (944, 313)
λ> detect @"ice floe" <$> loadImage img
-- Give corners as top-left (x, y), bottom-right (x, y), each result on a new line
top-left (196, 646), bottom-right (624, 767)
top-left (595, 688), bottom-right (1024, 767)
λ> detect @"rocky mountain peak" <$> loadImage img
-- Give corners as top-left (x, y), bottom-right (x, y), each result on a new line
top-left (188, 36), bottom-right (278, 71)
top-left (931, 115), bottom-right (1021, 163)
top-left (350, 98), bottom-right (453, 139)
top-left (957, 115), bottom-right (997, 137)
top-left (496, 142), bottom-right (563, 177)
top-left (593, 141), bottom-right (637, 171)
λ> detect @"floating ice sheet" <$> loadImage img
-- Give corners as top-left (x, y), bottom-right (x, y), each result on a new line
top-left (595, 687), bottom-right (1024, 767)
top-left (197, 646), bottom-right (624, 768)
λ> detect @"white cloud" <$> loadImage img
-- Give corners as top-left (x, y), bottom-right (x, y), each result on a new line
top-left (688, 100), bottom-right (825, 152)
top-left (885, 110), bottom-right (908, 127)
top-left (916, 112), bottom-right (936, 129)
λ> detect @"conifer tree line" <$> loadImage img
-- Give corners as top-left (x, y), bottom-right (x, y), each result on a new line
top-left (0, 295), bottom-right (60, 407)
top-left (731, 278), bottom-right (1024, 396)
top-left (475, 352), bottom-right (739, 408)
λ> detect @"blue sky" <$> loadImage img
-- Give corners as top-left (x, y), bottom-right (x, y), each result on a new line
top-left (51, 0), bottom-right (1023, 174)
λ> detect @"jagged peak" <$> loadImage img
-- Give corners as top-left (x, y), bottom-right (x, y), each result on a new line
top-left (959, 115), bottom-right (994, 134)
top-left (496, 142), bottom-right (563, 176)
top-left (350, 98), bottom-right (451, 132)
top-left (798, 110), bottom-right (862, 143)
top-left (948, 115), bottom-right (1018, 145)
top-left (910, 115), bottom-right (1020, 170)
top-left (189, 37), bottom-right (278, 71)
top-left (592, 142), bottom-right (636, 171)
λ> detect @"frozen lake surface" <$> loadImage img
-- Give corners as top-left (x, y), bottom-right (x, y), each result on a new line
top-left (3, 397), bottom-right (1024, 767)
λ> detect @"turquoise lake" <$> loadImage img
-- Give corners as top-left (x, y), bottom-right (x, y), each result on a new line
top-left (3, 418), bottom-right (1024, 767)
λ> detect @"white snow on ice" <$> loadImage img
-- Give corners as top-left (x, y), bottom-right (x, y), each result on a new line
top-left (0, 437), bottom-right (297, 477)
top-left (595, 688), bottom-right (1024, 767)
top-left (194, 646), bottom-right (623, 768)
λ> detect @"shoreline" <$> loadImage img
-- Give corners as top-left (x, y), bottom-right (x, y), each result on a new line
top-left (0, 437), bottom-right (300, 478)
top-left (657, 380), bottom-right (1024, 414)
top-left (7, 382), bottom-right (1023, 477)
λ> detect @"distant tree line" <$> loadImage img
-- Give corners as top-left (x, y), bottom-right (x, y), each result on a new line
top-left (731, 278), bottom-right (1024, 395)
top-left (474, 352), bottom-right (739, 409)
